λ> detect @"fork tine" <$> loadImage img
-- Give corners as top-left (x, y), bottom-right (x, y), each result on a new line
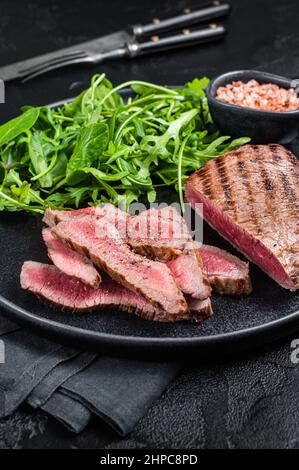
top-left (20, 50), bottom-right (89, 75)
top-left (22, 55), bottom-right (94, 82)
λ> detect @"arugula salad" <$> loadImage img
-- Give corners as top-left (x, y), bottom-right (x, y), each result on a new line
top-left (0, 74), bottom-right (249, 213)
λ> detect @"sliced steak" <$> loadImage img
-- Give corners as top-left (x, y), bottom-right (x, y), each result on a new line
top-left (166, 252), bottom-right (210, 300)
top-left (21, 261), bottom-right (162, 320)
top-left (199, 245), bottom-right (252, 296)
top-left (45, 205), bottom-right (211, 301)
top-left (43, 204), bottom-right (129, 237)
top-left (20, 262), bottom-right (208, 323)
top-left (42, 228), bottom-right (101, 288)
top-left (43, 207), bottom-right (96, 227)
top-left (52, 215), bottom-right (187, 316)
top-left (129, 207), bottom-right (211, 299)
top-left (186, 144), bottom-right (299, 291)
top-left (44, 205), bottom-right (188, 259)
top-left (126, 207), bottom-right (191, 260)
top-left (186, 296), bottom-right (213, 320)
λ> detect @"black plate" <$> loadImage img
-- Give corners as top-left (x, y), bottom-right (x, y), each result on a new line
top-left (0, 91), bottom-right (298, 359)
top-left (1, 201), bottom-right (298, 359)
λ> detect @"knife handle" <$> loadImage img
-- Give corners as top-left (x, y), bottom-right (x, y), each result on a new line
top-left (126, 24), bottom-right (226, 57)
top-left (130, 2), bottom-right (231, 37)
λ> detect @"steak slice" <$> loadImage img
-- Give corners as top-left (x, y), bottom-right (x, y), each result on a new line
top-left (21, 261), bottom-right (162, 320)
top-left (186, 296), bottom-right (213, 320)
top-left (166, 253), bottom-right (210, 300)
top-left (20, 262), bottom-right (208, 323)
top-left (52, 215), bottom-right (188, 316)
top-left (43, 204), bottom-right (129, 237)
top-left (126, 207), bottom-right (191, 260)
top-left (186, 144), bottom-right (299, 291)
top-left (199, 245), bottom-right (252, 296)
top-left (129, 207), bottom-right (211, 299)
top-left (43, 207), bottom-right (96, 227)
top-left (42, 228), bottom-right (101, 288)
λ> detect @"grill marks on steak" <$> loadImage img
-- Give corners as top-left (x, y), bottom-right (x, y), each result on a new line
top-left (20, 262), bottom-right (210, 323)
top-left (186, 144), bottom-right (299, 291)
top-left (42, 228), bottom-right (101, 288)
top-left (52, 215), bottom-right (188, 316)
top-left (199, 245), bottom-right (252, 296)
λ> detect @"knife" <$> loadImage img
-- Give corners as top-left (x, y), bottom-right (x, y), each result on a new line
top-left (0, 2), bottom-right (231, 82)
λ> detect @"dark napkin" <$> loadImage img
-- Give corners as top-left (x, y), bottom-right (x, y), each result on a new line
top-left (0, 329), bottom-right (79, 417)
top-left (27, 351), bottom-right (97, 408)
top-left (41, 391), bottom-right (91, 434)
top-left (60, 356), bottom-right (181, 436)
top-left (0, 315), bottom-right (181, 435)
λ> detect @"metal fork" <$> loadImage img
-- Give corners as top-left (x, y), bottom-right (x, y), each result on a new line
top-left (0, 2), bottom-right (231, 82)
top-left (21, 48), bottom-right (127, 82)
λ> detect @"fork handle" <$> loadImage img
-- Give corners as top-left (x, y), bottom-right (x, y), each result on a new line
top-left (130, 2), bottom-right (231, 37)
top-left (127, 24), bottom-right (226, 57)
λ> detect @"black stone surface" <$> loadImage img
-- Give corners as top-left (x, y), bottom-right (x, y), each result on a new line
top-left (0, 0), bottom-right (299, 449)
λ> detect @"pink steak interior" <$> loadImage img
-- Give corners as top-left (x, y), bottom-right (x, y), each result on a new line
top-left (186, 186), bottom-right (293, 289)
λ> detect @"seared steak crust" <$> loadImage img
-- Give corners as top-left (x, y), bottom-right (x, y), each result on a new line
top-left (186, 296), bottom-right (213, 321)
top-left (186, 144), bottom-right (299, 291)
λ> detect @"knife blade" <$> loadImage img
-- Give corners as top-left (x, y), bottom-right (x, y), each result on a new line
top-left (0, 30), bottom-right (131, 82)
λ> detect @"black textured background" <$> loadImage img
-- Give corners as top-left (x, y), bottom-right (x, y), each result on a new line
top-left (0, 0), bottom-right (299, 449)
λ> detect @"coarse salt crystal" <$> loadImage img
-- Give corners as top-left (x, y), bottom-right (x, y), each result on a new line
top-left (216, 80), bottom-right (299, 112)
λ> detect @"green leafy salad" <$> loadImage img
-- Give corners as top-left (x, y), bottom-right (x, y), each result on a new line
top-left (0, 74), bottom-right (250, 213)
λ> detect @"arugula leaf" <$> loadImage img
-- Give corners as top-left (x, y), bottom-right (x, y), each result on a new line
top-left (0, 108), bottom-right (40, 147)
top-left (186, 77), bottom-right (210, 96)
top-left (29, 131), bottom-right (54, 188)
top-left (80, 167), bottom-right (129, 182)
top-left (66, 122), bottom-right (109, 184)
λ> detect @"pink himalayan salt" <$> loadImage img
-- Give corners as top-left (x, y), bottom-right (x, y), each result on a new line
top-left (216, 79), bottom-right (299, 112)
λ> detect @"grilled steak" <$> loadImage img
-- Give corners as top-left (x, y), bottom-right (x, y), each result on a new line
top-left (21, 261), bottom-right (162, 320)
top-left (42, 228), bottom-right (101, 288)
top-left (126, 207), bottom-right (191, 260)
top-left (187, 296), bottom-right (213, 320)
top-left (52, 215), bottom-right (188, 316)
top-left (45, 205), bottom-right (211, 301)
top-left (43, 207), bottom-right (97, 227)
top-left (167, 253), bottom-right (211, 300)
top-left (199, 245), bottom-right (252, 296)
top-left (45, 206), bottom-right (189, 260)
top-left (186, 144), bottom-right (299, 291)
top-left (128, 207), bottom-right (211, 300)
top-left (20, 262), bottom-right (209, 323)
top-left (43, 204), bottom-right (129, 237)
